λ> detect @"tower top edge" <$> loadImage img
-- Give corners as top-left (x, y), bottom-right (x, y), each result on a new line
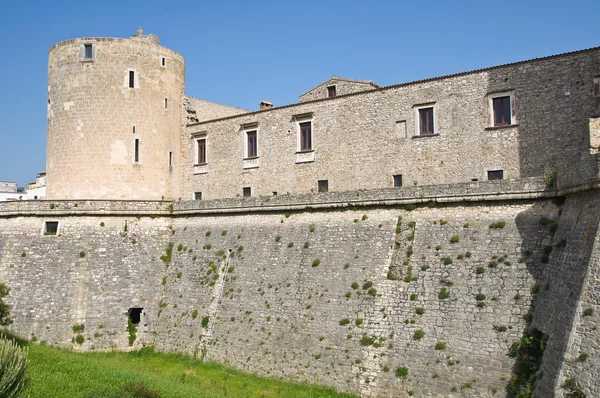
top-left (48, 36), bottom-right (183, 59)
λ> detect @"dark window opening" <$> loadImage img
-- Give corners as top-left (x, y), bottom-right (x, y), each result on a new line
top-left (134, 139), bottom-right (140, 163)
top-left (488, 170), bottom-right (504, 180)
top-left (300, 122), bottom-right (312, 151)
top-left (84, 44), bottom-right (93, 59)
top-left (272, 192), bottom-right (277, 196)
top-left (243, 187), bottom-right (251, 198)
top-left (168, 152), bottom-right (172, 167)
top-left (164, 98), bottom-right (168, 109)
top-left (129, 71), bottom-right (135, 88)
top-left (194, 192), bottom-right (202, 200)
top-left (128, 308), bottom-right (143, 324)
top-left (318, 180), bottom-right (328, 193)
top-left (197, 139), bottom-right (206, 164)
top-left (327, 86), bottom-right (336, 98)
top-left (132, 126), bottom-right (136, 134)
top-left (161, 57), bottom-right (166, 67)
top-left (419, 107), bottom-right (434, 134)
top-left (44, 221), bottom-right (58, 236)
top-left (247, 130), bottom-right (257, 158)
top-left (493, 96), bottom-right (511, 126)
top-left (393, 175), bottom-right (403, 187)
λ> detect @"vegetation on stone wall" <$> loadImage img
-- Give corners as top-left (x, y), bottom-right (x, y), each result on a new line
top-left (507, 328), bottom-right (547, 398)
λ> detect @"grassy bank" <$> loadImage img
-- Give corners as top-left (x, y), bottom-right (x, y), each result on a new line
top-left (20, 342), bottom-right (355, 398)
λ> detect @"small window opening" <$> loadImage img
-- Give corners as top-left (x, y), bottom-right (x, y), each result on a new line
top-left (393, 175), bottom-right (403, 187)
top-left (327, 85), bottom-right (336, 98)
top-left (168, 151), bottom-right (172, 167)
top-left (84, 44), bottom-right (93, 59)
top-left (134, 139), bottom-right (140, 163)
top-left (488, 170), bottom-right (504, 180)
top-left (318, 180), bottom-right (329, 193)
top-left (161, 57), bottom-right (166, 67)
top-left (128, 308), bottom-right (143, 324)
top-left (132, 126), bottom-right (136, 134)
top-left (129, 71), bottom-right (135, 88)
top-left (44, 221), bottom-right (59, 236)
top-left (164, 98), bottom-right (168, 109)
top-left (243, 187), bottom-right (251, 197)
top-left (194, 192), bottom-right (202, 200)
top-left (272, 191), bottom-right (278, 196)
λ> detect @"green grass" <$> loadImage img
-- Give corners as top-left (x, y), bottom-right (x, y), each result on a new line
top-left (24, 344), bottom-right (355, 398)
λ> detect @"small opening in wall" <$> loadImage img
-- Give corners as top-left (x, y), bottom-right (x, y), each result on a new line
top-left (471, 178), bottom-right (479, 182)
top-left (128, 308), bottom-right (143, 324)
top-left (134, 139), bottom-right (140, 163)
top-left (132, 126), bottom-right (135, 134)
top-left (194, 192), bottom-right (202, 200)
top-left (243, 187), bottom-right (251, 198)
top-left (161, 57), bottom-right (166, 67)
top-left (84, 44), bottom-right (93, 59)
top-left (164, 98), bottom-right (168, 109)
top-left (393, 174), bottom-right (403, 188)
top-left (327, 85), bottom-right (336, 98)
top-left (318, 180), bottom-right (328, 193)
top-left (272, 192), bottom-right (278, 196)
top-left (487, 170), bottom-right (504, 180)
top-left (129, 71), bottom-right (135, 88)
top-left (168, 151), bottom-right (172, 167)
top-left (44, 221), bottom-right (58, 236)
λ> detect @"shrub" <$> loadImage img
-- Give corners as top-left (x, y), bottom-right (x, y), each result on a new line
top-left (75, 335), bottom-right (84, 345)
top-left (410, 294), bottom-right (417, 301)
top-left (415, 307), bottom-right (424, 315)
top-left (100, 222), bottom-right (105, 227)
top-left (0, 336), bottom-right (29, 397)
top-left (287, 242), bottom-right (294, 248)
top-left (450, 235), bottom-right (460, 244)
top-left (351, 282), bottom-right (359, 289)
top-left (439, 220), bottom-right (448, 225)
top-left (284, 212), bottom-right (292, 218)
top-left (303, 242), bottom-right (310, 249)
top-left (435, 342), bottom-right (446, 350)
top-left (339, 319), bottom-right (350, 326)
top-left (583, 308), bottom-right (594, 316)
top-left (79, 251), bottom-right (85, 258)
top-left (412, 330), bottom-right (425, 340)
top-left (465, 251), bottom-right (472, 258)
top-left (443, 257), bottom-right (453, 265)
top-left (435, 245), bottom-right (442, 251)
top-left (488, 261), bottom-right (498, 268)
top-left (311, 259), bottom-right (321, 267)
top-left (221, 230), bottom-right (228, 236)
top-left (360, 336), bottom-right (375, 346)
top-left (367, 288), bottom-right (377, 297)
top-left (438, 288), bottom-right (449, 300)
top-left (489, 220), bottom-right (506, 229)
top-left (421, 265), bottom-right (429, 271)
top-left (72, 324), bottom-right (85, 333)
top-left (201, 316), bottom-right (209, 328)
top-left (362, 281), bottom-right (373, 289)
top-left (123, 382), bottom-right (161, 398)
top-left (476, 266), bottom-right (485, 274)
top-left (475, 293), bottom-right (486, 301)
top-left (355, 318), bottom-right (364, 326)
top-left (396, 366), bottom-right (409, 378)
top-left (192, 310), bottom-right (198, 319)
top-left (275, 235), bottom-right (281, 242)
top-left (493, 325), bottom-right (507, 332)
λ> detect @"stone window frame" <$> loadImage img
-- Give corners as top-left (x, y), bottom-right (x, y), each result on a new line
top-left (243, 187), bottom-right (252, 197)
top-left (413, 103), bottom-right (438, 137)
top-left (317, 179), bottom-right (329, 193)
top-left (293, 112), bottom-right (315, 163)
top-left (193, 191), bottom-right (202, 200)
top-left (393, 174), bottom-right (403, 187)
top-left (487, 90), bottom-right (517, 128)
top-left (485, 167), bottom-right (504, 181)
top-left (193, 132), bottom-right (208, 166)
top-left (126, 69), bottom-right (139, 89)
top-left (241, 123), bottom-right (260, 169)
top-left (79, 43), bottom-right (96, 62)
top-left (327, 85), bottom-right (337, 98)
top-left (42, 221), bottom-right (60, 236)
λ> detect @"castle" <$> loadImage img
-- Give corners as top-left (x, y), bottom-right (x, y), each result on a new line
top-left (1, 30), bottom-right (599, 397)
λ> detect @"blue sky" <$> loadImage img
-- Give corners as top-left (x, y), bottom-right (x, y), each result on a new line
top-left (0, 0), bottom-right (598, 185)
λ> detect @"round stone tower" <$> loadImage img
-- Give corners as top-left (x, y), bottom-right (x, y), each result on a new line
top-left (46, 29), bottom-right (185, 200)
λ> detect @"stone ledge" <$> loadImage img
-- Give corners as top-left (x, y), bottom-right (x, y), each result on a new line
top-left (0, 177), bottom-right (556, 217)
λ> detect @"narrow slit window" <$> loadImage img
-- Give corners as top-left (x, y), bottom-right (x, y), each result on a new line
top-left (129, 71), bottom-right (135, 88)
top-left (134, 139), bottom-right (140, 163)
top-left (161, 57), bottom-right (166, 67)
top-left (168, 151), bottom-right (172, 167)
top-left (243, 187), bottom-right (251, 198)
top-left (318, 180), bottom-right (328, 193)
top-left (164, 98), bottom-right (168, 109)
top-left (132, 126), bottom-right (136, 134)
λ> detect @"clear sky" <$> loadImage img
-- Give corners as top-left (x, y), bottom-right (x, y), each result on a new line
top-left (0, 0), bottom-right (598, 185)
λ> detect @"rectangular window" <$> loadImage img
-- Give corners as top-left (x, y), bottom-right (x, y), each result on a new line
top-left (134, 139), bottom-right (140, 163)
top-left (493, 96), bottom-right (511, 126)
top-left (300, 121), bottom-right (312, 151)
top-left (393, 175), bottom-right (403, 187)
top-left (419, 107), bottom-right (435, 135)
top-left (487, 170), bottom-right (504, 180)
top-left (327, 85), bottom-right (336, 98)
top-left (168, 151), bottom-right (172, 167)
top-left (593, 77), bottom-right (599, 114)
top-left (84, 44), bottom-right (93, 59)
top-left (318, 180), bottom-right (328, 193)
top-left (246, 130), bottom-right (257, 158)
top-left (196, 139), bottom-right (206, 164)
top-left (161, 57), bottom-right (166, 67)
top-left (164, 98), bottom-right (168, 109)
top-left (44, 221), bottom-right (58, 236)
top-left (129, 71), bottom-right (135, 88)
top-left (194, 192), bottom-right (202, 200)
top-left (243, 187), bottom-right (251, 197)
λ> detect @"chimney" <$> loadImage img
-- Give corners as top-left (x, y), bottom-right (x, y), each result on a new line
top-left (260, 100), bottom-right (273, 110)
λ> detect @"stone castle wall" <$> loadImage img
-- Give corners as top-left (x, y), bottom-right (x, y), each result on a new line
top-left (4, 189), bottom-right (598, 397)
top-left (46, 37), bottom-right (185, 200)
top-left (182, 48), bottom-right (600, 201)
top-left (299, 78), bottom-right (378, 102)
